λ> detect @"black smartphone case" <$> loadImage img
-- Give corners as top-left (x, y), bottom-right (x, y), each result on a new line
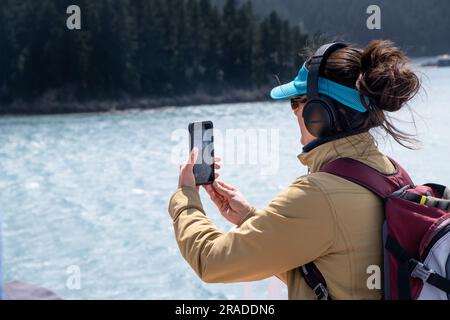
top-left (188, 121), bottom-right (215, 185)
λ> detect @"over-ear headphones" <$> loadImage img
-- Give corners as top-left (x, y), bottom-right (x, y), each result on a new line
top-left (303, 42), bottom-right (348, 138)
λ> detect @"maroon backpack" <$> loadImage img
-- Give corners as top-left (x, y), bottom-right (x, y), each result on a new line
top-left (299, 157), bottom-right (450, 300)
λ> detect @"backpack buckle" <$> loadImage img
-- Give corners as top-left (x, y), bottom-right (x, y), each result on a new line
top-left (411, 260), bottom-right (433, 282)
top-left (313, 283), bottom-right (329, 300)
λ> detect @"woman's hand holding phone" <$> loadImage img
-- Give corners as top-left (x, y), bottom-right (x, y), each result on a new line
top-left (178, 148), bottom-right (221, 190)
top-left (203, 181), bottom-right (253, 226)
top-left (178, 148), bottom-right (252, 226)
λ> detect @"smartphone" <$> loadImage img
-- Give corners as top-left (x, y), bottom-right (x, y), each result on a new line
top-left (188, 121), bottom-right (215, 185)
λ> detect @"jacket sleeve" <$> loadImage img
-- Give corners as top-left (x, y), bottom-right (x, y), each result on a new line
top-left (168, 177), bottom-right (336, 283)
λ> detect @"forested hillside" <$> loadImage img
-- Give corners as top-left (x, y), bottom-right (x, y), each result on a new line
top-left (0, 0), bottom-right (306, 113)
top-left (213, 0), bottom-right (450, 56)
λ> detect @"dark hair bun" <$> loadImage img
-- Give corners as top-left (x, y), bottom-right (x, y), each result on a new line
top-left (356, 40), bottom-right (420, 112)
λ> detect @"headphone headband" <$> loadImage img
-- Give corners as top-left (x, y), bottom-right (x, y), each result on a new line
top-left (306, 42), bottom-right (347, 100)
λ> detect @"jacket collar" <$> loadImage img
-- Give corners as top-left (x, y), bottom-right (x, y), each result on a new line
top-left (298, 132), bottom-right (381, 173)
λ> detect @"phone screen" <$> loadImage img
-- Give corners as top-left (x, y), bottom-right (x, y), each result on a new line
top-left (189, 121), bottom-right (214, 185)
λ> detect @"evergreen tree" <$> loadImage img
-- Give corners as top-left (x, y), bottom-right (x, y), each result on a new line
top-left (236, 1), bottom-right (255, 87)
top-left (200, 0), bottom-right (223, 87)
top-left (220, 0), bottom-right (241, 84)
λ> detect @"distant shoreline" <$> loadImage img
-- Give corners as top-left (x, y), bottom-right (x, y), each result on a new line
top-left (0, 87), bottom-right (272, 116)
top-left (2, 58), bottom-right (446, 117)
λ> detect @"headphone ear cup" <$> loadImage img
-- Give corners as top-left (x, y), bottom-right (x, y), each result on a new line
top-left (303, 98), bottom-right (338, 138)
top-left (321, 95), bottom-right (339, 133)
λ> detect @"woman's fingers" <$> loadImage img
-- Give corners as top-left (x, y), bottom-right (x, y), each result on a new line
top-left (204, 183), bottom-right (235, 219)
top-left (203, 184), bottom-right (216, 198)
top-left (210, 193), bottom-right (223, 208)
top-left (178, 148), bottom-right (198, 189)
top-left (213, 156), bottom-right (221, 178)
top-left (204, 184), bottom-right (224, 204)
top-left (216, 180), bottom-right (236, 191)
top-left (187, 147), bottom-right (199, 167)
top-left (213, 181), bottom-right (234, 198)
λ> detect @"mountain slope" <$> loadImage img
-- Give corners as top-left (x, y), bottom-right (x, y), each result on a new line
top-left (213, 0), bottom-right (450, 56)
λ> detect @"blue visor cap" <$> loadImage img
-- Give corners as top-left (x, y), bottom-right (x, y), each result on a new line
top-left (270, 63), bottom-right (369, 113)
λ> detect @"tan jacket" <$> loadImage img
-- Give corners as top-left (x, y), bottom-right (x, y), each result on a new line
top-left (168, 132), bottom-right (396, 299)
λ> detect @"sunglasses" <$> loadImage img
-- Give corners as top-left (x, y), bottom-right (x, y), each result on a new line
top-left (290, 96), bottom-right (307, 111)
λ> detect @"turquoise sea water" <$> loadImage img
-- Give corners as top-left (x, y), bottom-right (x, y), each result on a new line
top-left (0, 66), bottom-right (449, 299)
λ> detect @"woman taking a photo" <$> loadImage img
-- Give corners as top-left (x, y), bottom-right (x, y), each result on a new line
top-left (168, 40), bottom-right (420, 299)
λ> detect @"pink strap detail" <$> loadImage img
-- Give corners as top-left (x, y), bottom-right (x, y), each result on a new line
top-left (320, 157), bottom-right (414, 198)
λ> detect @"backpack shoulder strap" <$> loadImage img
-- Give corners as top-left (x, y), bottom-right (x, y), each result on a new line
top-left (300, 157), bottom-right (413, 300)
top-left (319, 157), bottom-right (414, 198)
top-left (299, 263), bottom-right (331, 300)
